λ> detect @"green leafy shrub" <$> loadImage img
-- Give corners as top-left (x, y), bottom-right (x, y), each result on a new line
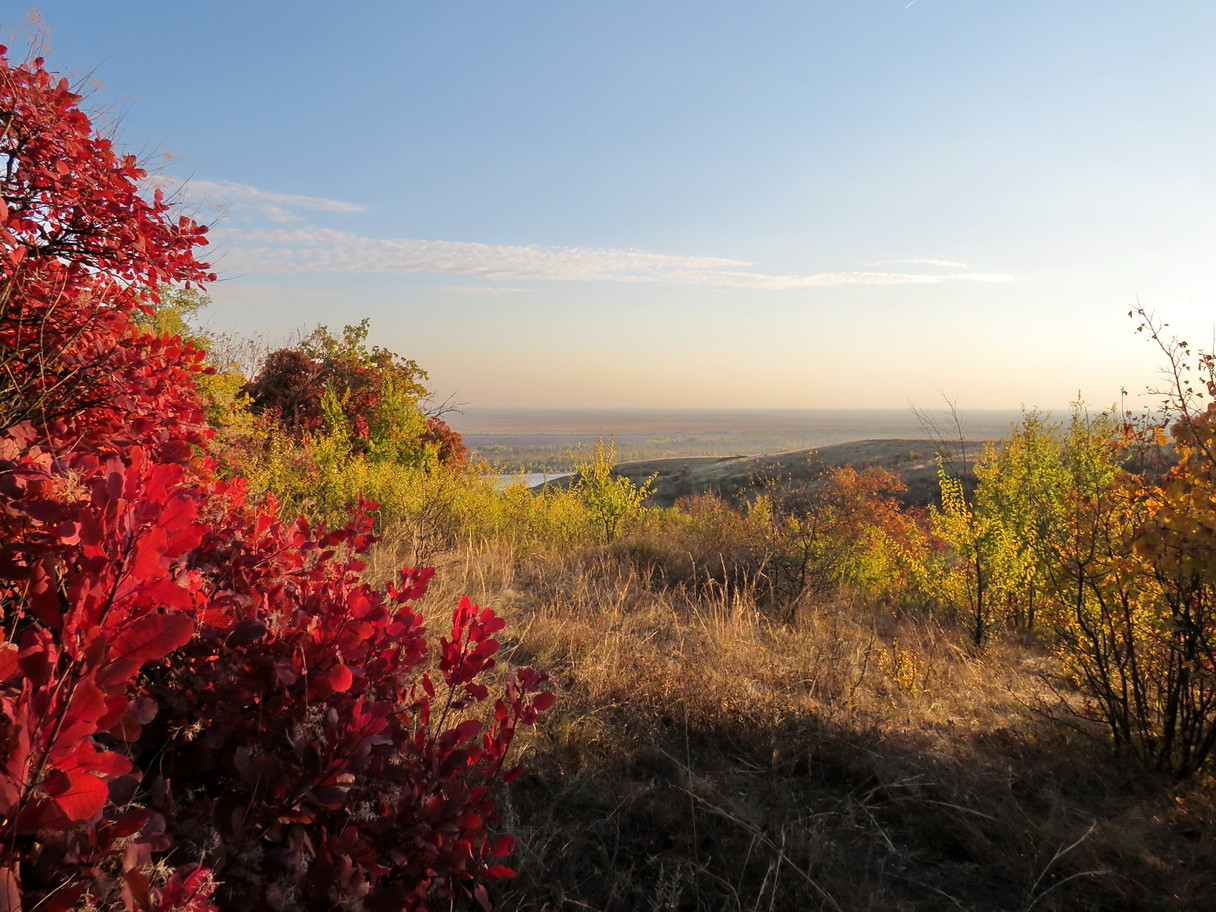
top-left (571, 438), bottom-right (654, 544)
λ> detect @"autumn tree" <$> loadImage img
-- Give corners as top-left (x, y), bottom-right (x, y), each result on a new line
top-left (930, 406), bottom-right (1123, 645)
top-left (1047, 315), bottom-right (1216, 776)
top-left (245, 319), bottom-right (467, 470)
top-left (0, 49), bottom-right (212, 447)
top-left (930, 458), bottom-right (1000, 645)
top-left (757, 461), bottom-right (923, 611)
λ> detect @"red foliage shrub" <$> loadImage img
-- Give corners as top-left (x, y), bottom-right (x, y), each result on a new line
top-left (0, 47), bottom-right (547, 911)
top-left (422, 415), bottom-right (469, 470)
top-left (242, 348), bottom-right (325, 433)
top-left (0, 48), bottom-right (213, 447)
top-left (244, 322), bottom-right (468, 470)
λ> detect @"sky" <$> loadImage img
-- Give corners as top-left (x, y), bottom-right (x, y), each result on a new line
top-left (11, 1), bottom-right (1216, 410)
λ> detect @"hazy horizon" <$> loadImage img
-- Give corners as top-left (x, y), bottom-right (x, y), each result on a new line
top-left (450, 405), bottom-right (1028, 431)
top-left (450, 405), bottom-right (1032, 470)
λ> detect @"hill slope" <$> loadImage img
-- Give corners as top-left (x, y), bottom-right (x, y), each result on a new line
top-left (544, 437), bottom-right (986, 507)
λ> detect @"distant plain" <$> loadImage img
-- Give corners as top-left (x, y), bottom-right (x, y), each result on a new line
top-left (451, 407), bottom-right (1025, 472)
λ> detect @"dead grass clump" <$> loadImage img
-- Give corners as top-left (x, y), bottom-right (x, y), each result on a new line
top-left (611, 496), bottom-right (772, 599)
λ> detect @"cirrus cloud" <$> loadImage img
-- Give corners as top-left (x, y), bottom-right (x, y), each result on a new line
top-left (214, 226), bottom-right (1013, 288)
top-left (148, 177), bottom-right (368, 225)
top-left (180, 177), bottom-right (1013, 289)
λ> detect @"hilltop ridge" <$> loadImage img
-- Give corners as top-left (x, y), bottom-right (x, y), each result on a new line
top-left (542, 437), bottom-right (986, 507)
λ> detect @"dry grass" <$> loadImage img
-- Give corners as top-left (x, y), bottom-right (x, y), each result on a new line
top-left (366, 534), bottom-right (1216, 911)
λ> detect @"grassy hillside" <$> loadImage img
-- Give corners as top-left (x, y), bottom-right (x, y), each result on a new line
top-left (542, 437), bottom-right (984, 507)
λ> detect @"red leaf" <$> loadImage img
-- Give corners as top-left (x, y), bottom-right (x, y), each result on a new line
top-left (328, 661), bottom-right (353, 693)
top-left (455, 718), bottom-right (483, 744)
top-left (44, 885), bottom-right (85, 912)
top-left (0, 867), bottom-right (19, 912)
top-left (28, 555), bottom-right (62, 628)
top-left (532, 691), bottom-right (556, 713)
top-left (99, 807), bottom-right (152, 842)
top-left (96, 613), bottom-right (194, 687)
top-left (46, 766), bottom-right (110, 823)
top-left (130, 524), bottom-right (170, 579)
top-left (54, 682), bottom-right (108, 747)
top-left (0, 644), bottom-right (17, 683)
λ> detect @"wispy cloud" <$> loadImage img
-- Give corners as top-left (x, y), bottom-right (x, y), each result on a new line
top-left (662, 269), bottom-right (1012, 289)
top-left (149, 177), bottom-right (368, 225)
top-left (215, 227), bottom-right (1012, 287)
top-left (183, 177), bottom-right (1013, 289)
top-left (866, 258), bottom-right (970, 268)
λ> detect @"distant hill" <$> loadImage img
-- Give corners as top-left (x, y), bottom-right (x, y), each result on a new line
top-left (541, 437), bottom-right (987, 508)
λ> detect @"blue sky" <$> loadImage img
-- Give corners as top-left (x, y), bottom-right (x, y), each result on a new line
top-left (13, 1), bottom-right (1216, 409)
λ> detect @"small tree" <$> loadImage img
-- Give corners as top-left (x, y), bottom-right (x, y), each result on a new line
top-left (1046, 313), bottom-right (1216, 777)
top-left (970, 410), bottom-right (1068, 632)
top-left (0, 48), bottom-right (213, 445)
top-left (573, 437), bottom-right (654, 543)
top-left (756, 461), bottom-right (923, 613)
top-left (931, 460), bottom-right (1001, 645)
top-left (931, 406), bottom-right (1122, 645)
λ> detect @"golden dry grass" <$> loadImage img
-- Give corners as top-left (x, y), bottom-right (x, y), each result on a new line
top-left (361, 533), bottom-right (1216, 912)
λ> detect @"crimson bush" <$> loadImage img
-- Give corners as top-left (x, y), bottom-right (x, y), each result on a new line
top-left (0, 47), bottom-right (547, 911)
